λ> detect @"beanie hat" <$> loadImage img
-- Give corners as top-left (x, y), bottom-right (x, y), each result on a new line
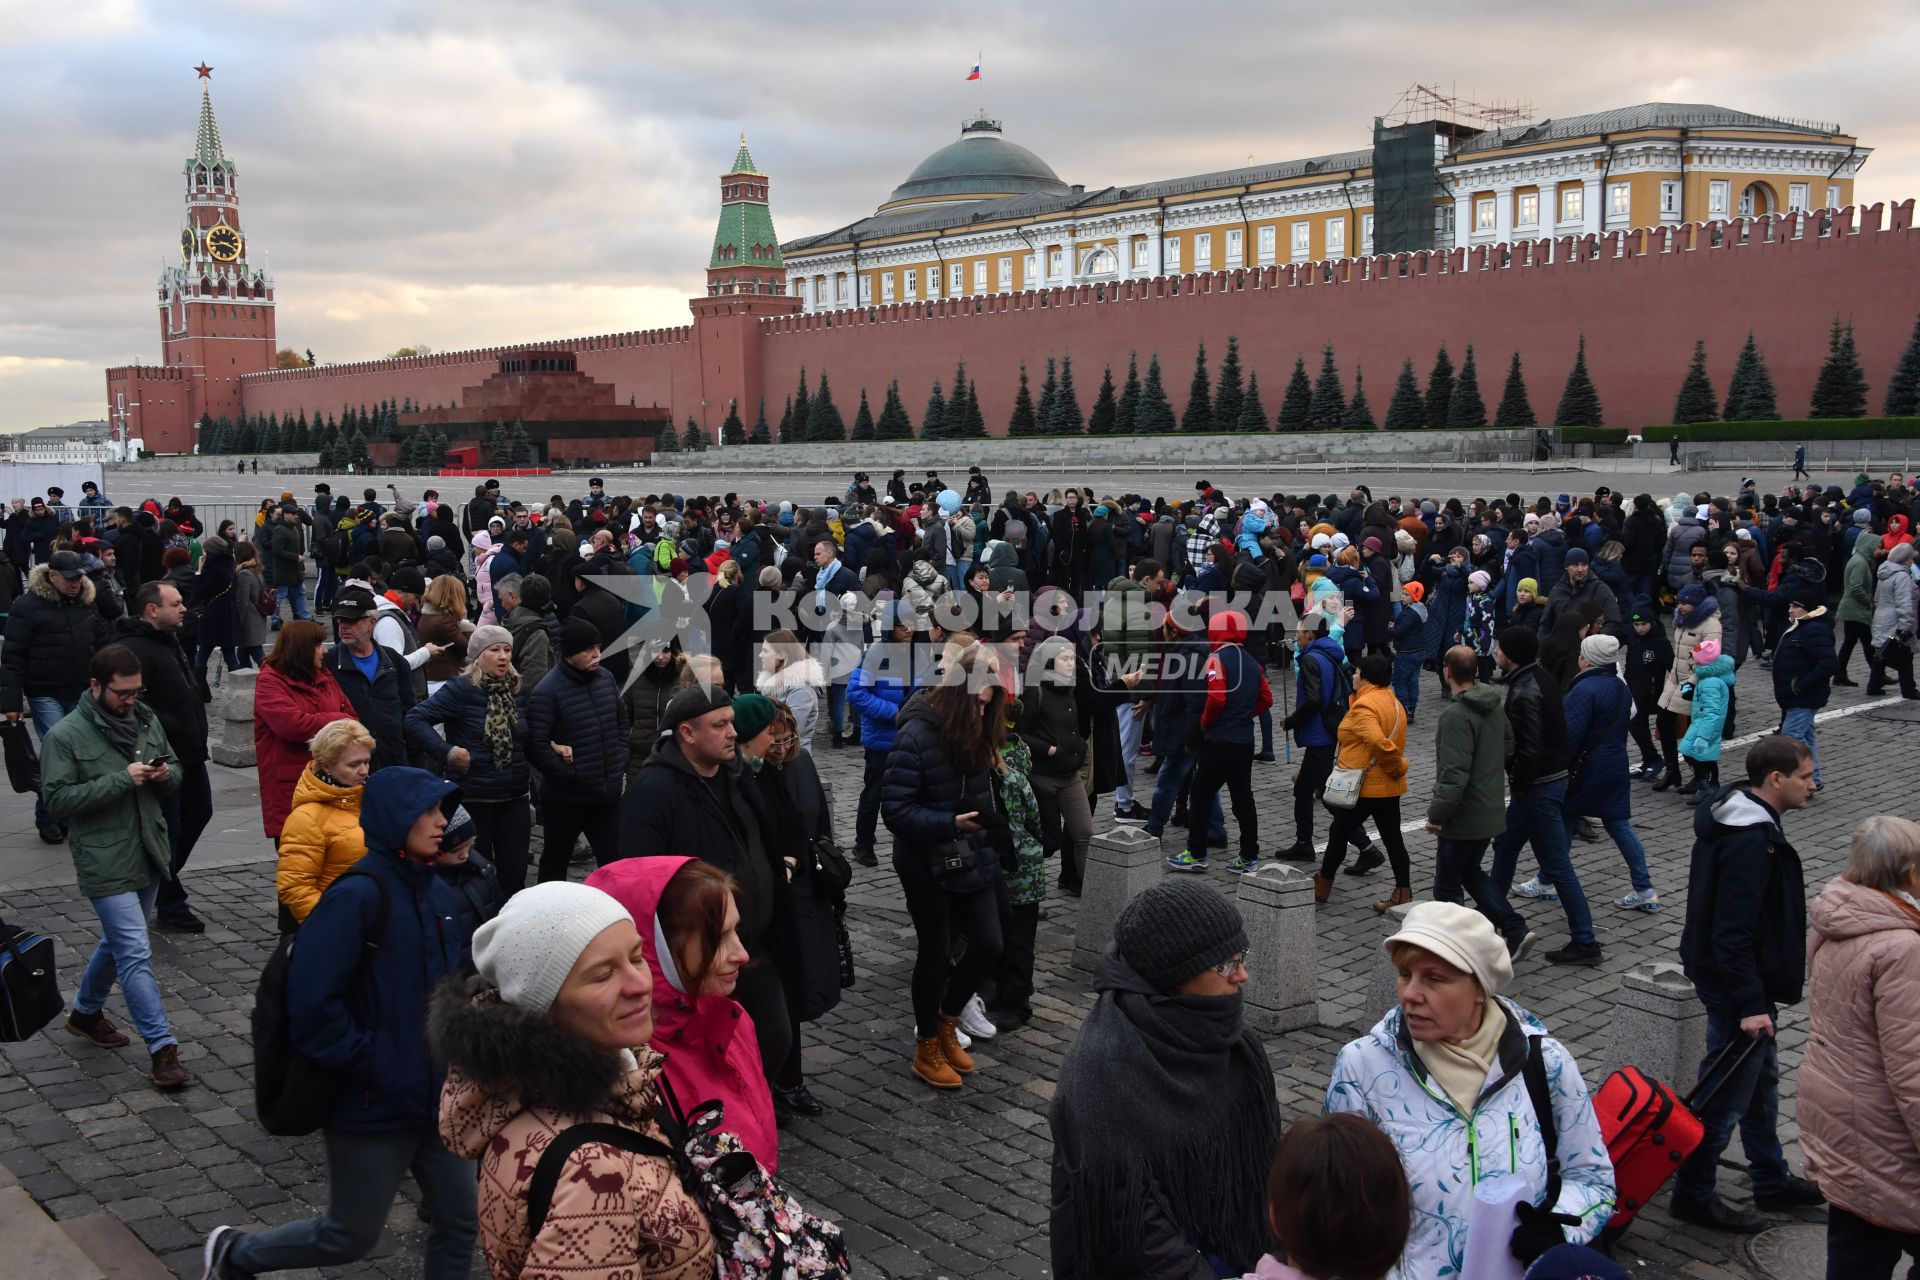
top-left (1306, 553), bottom-right (1329, 569)
top-left (1468, 570), bottom-right (1491, 592)
top-left (519, 574), bottom-right (551, 611)
top-left (1384, 900), bottom-right (1513, 995)
top-left (1579, 634), bottom-right (1621, 667)
top-left (201, 534), bottom-right (228, 555)
top-left (1890, 542), bottom-right (1916, 567)
top-left (1522, 1244), bottom-right (1630, 1280)
top-left (471, 883), bottom-right (633, 1016)
top-left (1563, 547), bottom-right (1589, 565)
top-left (1113, 880), bottom-right (1247, 994)
top-left (730, 692), bottom-right (777, 741)
top-left (1402, 580), bottom-right (1425, 603)
top-left (1311, 532), bottom-right (1332, 550)
top-left (1362, 536), bottom-right (1384, 554)
top-left (1515, 577), bottom-right (1539, 596)
top-left (1497, 626), bottom-right (1539, 666)
top-left (559, 617), bottom-right (600, 657)
top-left (1692, 638), bottom-right (1722, 664)
top-left (662, 683), bottom-right (732, 732)
top-left (1790, 586), bottom-right (1824, 611)
top-left (468, 624), bottom-right (513, 657)
top-left (427, 535), bottom-right (447, 553)
top-left (440, 805), bottom-right (477, 851)
top-left (1853, 507), bottom-right (1872, 524)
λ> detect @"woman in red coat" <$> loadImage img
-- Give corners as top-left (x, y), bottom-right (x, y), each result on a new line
top-left (586, 854), bottom-right (779, 1172)
top-left (252, 619), bottom-right (356, 839)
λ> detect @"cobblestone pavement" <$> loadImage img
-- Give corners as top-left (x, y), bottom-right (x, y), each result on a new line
top-left (5, 674), bottom-right (1902, 1279)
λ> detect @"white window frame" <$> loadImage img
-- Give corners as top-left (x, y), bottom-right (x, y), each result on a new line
top-left (926, 266), bottom-right (940, 298)
top-left (1826, 184), bottom-right (1842, 209)
top-left (1257, 225), bottom-right (1276, 263)
top-left (972, 260), bottom-right (987, 294)
top-left (1607, 182), bottom-right (1631, 220)
top-left (1660, 181), bottom-right (1680, 215)
top-left (949, 263), bottom-right (963, 296)
top-left (1024, 252), bottom-right (1038, 283)
top-left (1194, 232), bottom-right (1212, 269)
top-left (1708, 180), bottom-right (1730, 217)
top-left (1559, 186), bottom-right (1584, 224)
top-left (1361, 214), bottom-right (1374, 254)
top-left (1225, 228), bottom-right (1243, 267)
top-left (1048, 246), bottom-right (1064, 279)
top-left (1165, 236), bottom-right (1181, 271)
top-left (1132, 238), bottom-right (1149, 269)
top-left (1290, 221), bottom-right (1310, 260)
top-left (903, 268), bottom-right (916, 300)
top-left (1475, 196), bottom-right (1496, 232)
top-left (998, 256), bottom-right (1012, 292)
top-left (1788, 182), bottom-right (1810, 213)
top-left (1324, 217), bottom-right (1345, 257)
top-left (880, 272), bottom-right (894, 303)
top-left (836, 274), bottom-right (849, 304)
top-left (858, 274), bottom-right (872, 304)
top-left (1516, 190), bottom-right (1540, 228)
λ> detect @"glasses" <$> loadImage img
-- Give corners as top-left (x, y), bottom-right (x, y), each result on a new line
top-left (1212, 949), bottom-right (1251, 979)
top-left (771, 735), bottom-right (798, 749)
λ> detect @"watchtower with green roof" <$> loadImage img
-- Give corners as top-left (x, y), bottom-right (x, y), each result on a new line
top-left (706, 133), bottom-right (788, 297)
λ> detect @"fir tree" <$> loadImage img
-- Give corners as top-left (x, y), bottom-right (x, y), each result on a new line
top-left (316, 436), bottom-right (336, 469)
top-left (431, 432), bottom-right (450, 467)
top-left (1115, 352), bottom-right (1141, 435)
top-left (849, 389), bottom-right (874, 441)
top-left (1308, 344), bottom-right (1347, 428)
top-left (721, 402), bottom-right (746, 446)
top-left (198, 412), bottom-right (219, 453)
top-left (1236, 370), bottom-right (1269, 432)
top-left (792, 367), bottom-right (811, 435)
top-left (1672, 339), bottom-right (1718, 424)
top-left (1052, 354), bottom-right (1084, 435)
top-left (807, 371), bottom-right (846, 441)
top-left (776, 396), bottom-right (793, 444)
top-left (1886, 313), bottom-right (1920, 417)
top-left (946, 364), bottom-right (975, 439)
top-left (956, 375), bottom-right (988, 438)
top-left (1088, 366), bottom-right (1118, 435)
top-left (235, 415), bottom-right (257, 453)
top-left (1213, 337), bottom-right (1245, 433)
top-left (1494, 351), bottom-right (1537, 426)
top-left (1344, 366), bottom-right (1377, 428)
top-left (1008, 364), bottom-right (1038, 436)
top-left (347, 427), bottom-right (368, 464)
top-left (1424, 345), bottom-right (1455, 430)
top-left (1384, 358), bottom-right (1426, 430)
top-left (921, 380), bottom-right (948, 440)
top-left (1036, 357), bottom-right (1058, 436)
top-left (1447, 344), bottom-right (1488, 429)
top-left (1138, 355), bottom-right (1176, 434)
top-left (1277, 356), bottom-right (1314, 431)
top-left (1810, 317), bottom-right (1868, 418)
top-left (876, 381), bottom-right (913, 439)
top-left (1554, 335), bottom-right (1605, 426)
top-left (655, 417), bottom-right (681, 452)
top-left (748, 398), bottom-right (772, 444)
top-left (1181, 342), bottom-right (1213, 432)
top-left (683, 417), bottom-right (706, 451)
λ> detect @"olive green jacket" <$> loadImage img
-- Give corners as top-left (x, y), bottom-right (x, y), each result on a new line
top-left (41, 695), bottom-right (179, 899)
top-left (1838, 533), bottom-right (1882, 628)
top-left (1426, 680), bottom-right (1513, 840)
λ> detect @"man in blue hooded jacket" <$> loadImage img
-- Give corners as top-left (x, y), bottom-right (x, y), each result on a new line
top-left (204, 767), bottom-right (477, 1280)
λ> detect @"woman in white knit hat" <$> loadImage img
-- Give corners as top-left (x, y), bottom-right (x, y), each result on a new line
top-left (404, 624), bottom-right (533, 896)
top-left (428, 881), bottom-right (716, 1280)
top-left (1325, 901), bottom-right (1616, 1278)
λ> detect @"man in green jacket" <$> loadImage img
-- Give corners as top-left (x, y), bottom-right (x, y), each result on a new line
top-left (1425, 645), bottom-right (1536, 961)
top-left (42, 643), bottom-right (191, 1090)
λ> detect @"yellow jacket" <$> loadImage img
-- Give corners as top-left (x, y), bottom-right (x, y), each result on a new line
top-left (276, 764), bottom-right (366, 922)
top-left (1334, 681), bottom-right (1409, 798)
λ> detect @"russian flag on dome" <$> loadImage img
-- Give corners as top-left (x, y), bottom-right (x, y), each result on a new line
top-left (966, 57), bottom-right (981, 81)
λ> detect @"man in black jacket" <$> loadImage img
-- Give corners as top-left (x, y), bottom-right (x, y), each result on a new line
top-left (526, 617), bottom-right (630, 881)
top-left (3, 551), bottom-right (109, 842)
top-left (112, 582), bottom-right (212, 932)
top-left (1671, 734), bottom-right (1823, 1232)
top-left (324, 587), bottom-right (417, 774)
top-left (1487, 627), bottom-right (1601, 966)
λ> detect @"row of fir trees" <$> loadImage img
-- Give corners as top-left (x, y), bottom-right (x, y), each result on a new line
top-left (1672, 313), bottom-right (1920, 424)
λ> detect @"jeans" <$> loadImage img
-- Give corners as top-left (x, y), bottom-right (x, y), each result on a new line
top-left (1779, 706), bottom-right (1823, 785)
top-left (468, 797), bottom-right (532, 895)
top-left (275, 582), bottom-right (311, 622)
top-left (855, 747), bottom-right (887, 855)
top-left (1626, 572), bottom-right (1655, 612)
top-left (893, 848), bottom-right (1002, 1039)
top-left (536, 795), bottom-right (619, 883)
top-left (28, 694), bottom-right (79, 830)
top-left (1113, 701), bottom-right (1142, 807)
top-left (1433, 837), bottom-right (1529, 942)
top-left (227, 1126), bottom-right (478, 1279)
top-left (1145, 748), bottom-right (1224, 843)
top-left (1601, 816), bottom-right (1655, 893)
top-left (193, 643), bottom-right (242, 680)
top-left (1321, 795), bottom-right (1411, 886)
top-left (1258, 708), bottom-right (1273, 756)
top-left (1489, 778), bottom-right (1595, 945)
top-left (315, 561), bottom-right (338, 608)
top-left (1391, 651), bottom-right (1424, 713)
top-left (1188, 740), bottom-right (1258, 860)
top-left (1826, 1203), bottom-right (1920, 1280)
top-left (1673, 1001), bottom-right (1789, 1203)
top-left (155, 759), bottom-right (213, 920)
top-left (76, 876), bottom-right (175, 1052)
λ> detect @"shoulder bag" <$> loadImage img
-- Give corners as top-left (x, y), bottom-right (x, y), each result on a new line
top-left (0, 914), bottom-right (62, 1042)
top-left (1323, 703), bottom-right (1403, 809)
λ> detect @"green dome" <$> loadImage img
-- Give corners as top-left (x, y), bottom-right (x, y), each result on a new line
top-left (882, 116), bottom-right (1067, 211)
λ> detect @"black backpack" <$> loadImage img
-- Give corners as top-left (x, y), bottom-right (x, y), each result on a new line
top-left (0, 914), bottom-right (61, 1042)
top-left (252, 867), bottom-right (388, 1136)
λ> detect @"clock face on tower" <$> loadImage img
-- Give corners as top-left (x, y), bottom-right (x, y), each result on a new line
top-left (180, 228), bottom-right (195, 261)
top-left (206, 226), bottom-right (243, 262)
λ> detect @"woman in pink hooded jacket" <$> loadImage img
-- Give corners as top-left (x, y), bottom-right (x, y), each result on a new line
top-left (586, 855), bottom-right (780, 1172)
top-left (1800, 814), bottom-right (1920, 1278)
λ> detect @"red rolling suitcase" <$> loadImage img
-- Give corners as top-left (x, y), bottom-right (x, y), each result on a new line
top-left (1593, 1038), bottom-right (1760, 1244)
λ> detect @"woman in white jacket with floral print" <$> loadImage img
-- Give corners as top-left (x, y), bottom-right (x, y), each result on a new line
top-left (1325, 902), bottom-right (1615, 1279)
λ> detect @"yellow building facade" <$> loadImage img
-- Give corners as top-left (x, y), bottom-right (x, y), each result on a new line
top-left (782, 104), bottom-right (1867, 311)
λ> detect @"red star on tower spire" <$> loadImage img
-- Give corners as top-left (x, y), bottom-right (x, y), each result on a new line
top-left (194, 62), bottom-right (213, 79)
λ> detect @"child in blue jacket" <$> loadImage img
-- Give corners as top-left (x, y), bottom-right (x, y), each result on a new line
top-left (1679, 638), bottom-right (1737, 800)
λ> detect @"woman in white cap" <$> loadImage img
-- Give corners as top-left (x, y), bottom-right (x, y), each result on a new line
top-left (1325, 901), bottom-right (1615, 1277)
top-left (428, 882), bottom-right (716, 1280)
top-left (405, 624), bottom-right (532, 895)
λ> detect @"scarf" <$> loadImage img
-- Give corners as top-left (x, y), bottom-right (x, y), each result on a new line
top-left (1051, 944), bottom-right (1280, 1272)
top-left (86, 691), bottom-right (140, 759)
top-left (479, 672), bottom-right (516, 764)
top-left (1413, 998), bottom-right (1507, 1116)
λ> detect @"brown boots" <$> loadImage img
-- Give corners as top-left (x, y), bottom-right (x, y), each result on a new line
top-left (148, 1045), bottom-right (190, 1090)
top-left (936, 1014), bottom-right (975, 1074)
top-left (69, 1008), bottom-right (190, 1090)
top-left (1373, 885), bottom-right (1414, 913)
top-left (1313, 874), bottom-right (1333, 905)
top-left (912, 1037), bottom-right (962, 1090)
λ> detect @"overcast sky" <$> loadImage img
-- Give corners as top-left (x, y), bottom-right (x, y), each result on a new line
top-left (4, 0), bottom-right (1917, 433)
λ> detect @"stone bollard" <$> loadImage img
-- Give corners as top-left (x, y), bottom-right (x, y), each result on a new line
top-left (1074, 826), bottom-right (1167, 970)
top-left (1599, 961), bottom-right (1708, 1088)
top-left (1235, 863), bottom-right (1318, 1032)
top-left (1360, 899), bottom-right (1420, 1027)
top-left (208, 667), bottom-right (258, 768)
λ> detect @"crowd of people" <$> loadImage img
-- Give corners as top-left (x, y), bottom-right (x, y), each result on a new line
top-left (3, 461), bottom-right (1918, 1280)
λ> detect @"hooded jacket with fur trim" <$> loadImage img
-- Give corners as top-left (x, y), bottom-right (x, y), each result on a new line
top-left (1, 563), bottom-right (108, 712)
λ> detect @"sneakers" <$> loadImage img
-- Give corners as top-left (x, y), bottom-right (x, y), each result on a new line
top-left (155, 910), bottom-right (207, 934)
top-left (1507, 931), bottom-right (1540, 962)
top-left (66, 1008), bottom-right (131, 1048)
top-left (1514, 875), bottom-right (1558, 900)
top-left (202, 1225), bottom-right (249, 1279)
top-left (1615, 887), bottom-right (1662, 912)
top-left (1226, 855), bottom-right (1259, 875)
top-left (1165, 850), bottom-right (1209, 873)
top-left (1634, 762), bottom-right (1662, 780)
top-left (1112, 802), bottom-right (1152, 825)
top-left (1344, 846), bottom-right (1386, 877)
top-left (957, 995), bottom-right (997, 1041)
top-left (1271, 842), bottom-right (1317, 863)
top-left (1545, 940), bottom-right (1605, 967)
top-left (149, 1044), bottom-right (191, 1090)
top-left (1252, 750), bottom-right (1276, 763)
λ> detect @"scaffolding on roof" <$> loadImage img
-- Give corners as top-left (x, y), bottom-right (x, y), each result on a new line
top-left (1381, 83), bottom-right (1534, 132)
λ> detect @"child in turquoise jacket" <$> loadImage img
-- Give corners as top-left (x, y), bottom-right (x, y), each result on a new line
top-left (1678, 637), bottom-right (1736, 798)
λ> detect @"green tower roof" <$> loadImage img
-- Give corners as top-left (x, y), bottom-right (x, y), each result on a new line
top-left (730, 132), bottom-right (760, 175)
top-left (710, 135), bottom-right (781, 271)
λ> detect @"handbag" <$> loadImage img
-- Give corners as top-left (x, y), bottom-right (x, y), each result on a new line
top-left (807, 833), bottom-right (852, 896)
top-left (1323, 705), bottom-right (1403, 809)
top-left (0, 914), bottom-right (63, 1042)
top-left (2, 719), bottom-right (40, 794)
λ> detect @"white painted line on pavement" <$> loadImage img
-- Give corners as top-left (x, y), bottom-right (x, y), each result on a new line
top-left (1720, 693), bottom-right (1903, 751)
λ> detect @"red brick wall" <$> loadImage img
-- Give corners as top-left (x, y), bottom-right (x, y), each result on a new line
top-left (104, 365), bottom-right (197, 456)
